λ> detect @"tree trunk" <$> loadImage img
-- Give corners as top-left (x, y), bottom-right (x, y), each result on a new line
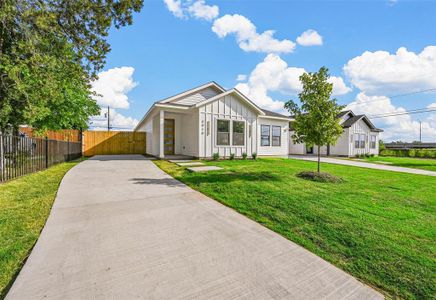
top-left (317, 145), bottom-right (321, 173)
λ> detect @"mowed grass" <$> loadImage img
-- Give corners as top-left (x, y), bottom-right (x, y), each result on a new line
top-left (0, 159), bottom-right (84, 298)
top-left (354, 156), bottom-right (436, 172)
top-left (154, 158), bottom-right (436, 299)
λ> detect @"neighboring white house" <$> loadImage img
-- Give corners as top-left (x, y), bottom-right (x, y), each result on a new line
top-left (135, 82), bottom-right (382, 159)
top-left (289, 110), bottom-right (383, 157)
top-left (134, 82), bottom-right (291, 158)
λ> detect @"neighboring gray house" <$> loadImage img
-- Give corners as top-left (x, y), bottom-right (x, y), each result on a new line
top-left (289, 110), bottom-right (383, 157)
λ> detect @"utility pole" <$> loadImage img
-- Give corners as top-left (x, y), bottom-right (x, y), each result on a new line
top-left (107, 106), bottom-right (110, 131)
top-left (419, 120), bottom-right (422, 142)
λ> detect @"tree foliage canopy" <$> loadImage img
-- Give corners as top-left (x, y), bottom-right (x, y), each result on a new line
top-left (0, 0), bottom-right (143, 131)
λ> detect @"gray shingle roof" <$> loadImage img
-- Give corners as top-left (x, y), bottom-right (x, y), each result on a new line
top-left (261, 109), bottom-right (290, 119)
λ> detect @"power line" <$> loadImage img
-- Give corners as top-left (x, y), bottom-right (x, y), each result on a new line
top-left (347, 88), bottom-right (436, 106)
top-left (368, 108), bottom-right (436, 119)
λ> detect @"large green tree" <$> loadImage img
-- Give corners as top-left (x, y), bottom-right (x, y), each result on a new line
top-left (0, 0), bottom-right (143, 132)
top-left (285, 67), bottom-right (345, 173)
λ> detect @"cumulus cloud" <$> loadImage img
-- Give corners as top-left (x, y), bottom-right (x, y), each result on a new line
top-left (89, 108), bottom-right (139, 131)
top-left (212, 14), bottom-right (296, 54)
top-left (296, 29), bottom-right (323, 46)
top-left (236, 74), bottom-right (247, 81)
top-left (91, 67), bottom-right (138, 109)
top-left (89, 67), bottom-right (139, 130)
top-left (235, 54), bottom-right (351, 112)
top-left (343, 46), bottom-right (436, 95)
top-left (188, 0), bottom-right (219, 21)
top-left (163, 0), bottom-right (184, 18)
top-left (346, 93), bottom-right (436, 142)
top-left (163, 0), bottom-right (219, 21)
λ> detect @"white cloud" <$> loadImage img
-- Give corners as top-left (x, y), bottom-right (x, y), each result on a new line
top-left (212, 14), bottom-right (296, 54)
top-left (235, 54), bottom-right (351, 112)
top-left (236, 74), bottom-right (247, 81)
top-left (91, 67), bottom-right (138, 109)
top-left (188, 0), bottom-right (219, 21)
top-left (343, 46), bottom-right (436, 95)
top-left (346, 93), bottom-right (436, 142)
top-left (163, 0), bottom-right (219, 21)
top-left (329, 76), bottom-right (352, 95)
top-left (296, 29), bottom-right (323, 46)
top-left (427, 103), bottom-right (436, 109)
top-left (89, 109), bottom-right (139, 131)
top-left (163, 0), bottom-right (184, 18)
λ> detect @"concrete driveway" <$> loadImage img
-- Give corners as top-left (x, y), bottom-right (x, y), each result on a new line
top-left (7, 155), bottom-right (382, 300)
top-left (289, 155), bottom-right (436, 176)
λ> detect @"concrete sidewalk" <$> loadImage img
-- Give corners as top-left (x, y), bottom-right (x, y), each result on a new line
top-left (289, 155), bottom-right (436, 176)
top-left (7, 155), bottom-right (383, 299)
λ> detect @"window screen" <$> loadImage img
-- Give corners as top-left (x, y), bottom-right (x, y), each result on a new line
top-left (232, 121), bottom-right (245, 146)
top-left (217, 120), bottom-right (230, 145)
top-left (261, 125), bottom-right (270, 146)
top-left (272, 126), bottom-right (281, 146)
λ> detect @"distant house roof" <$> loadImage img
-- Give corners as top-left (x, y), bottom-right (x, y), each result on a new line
top-left (337, 110), bottom-right (354, 118)
top-left (341, 115), bottom-right (383, 132)
top-left (289, 110), bottom-right (383, 132)
top-left (261, 109), bottom-right (290, 119)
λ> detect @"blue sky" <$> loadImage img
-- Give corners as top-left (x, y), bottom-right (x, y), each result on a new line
top-left (90, 0), bottom-right (436, 142)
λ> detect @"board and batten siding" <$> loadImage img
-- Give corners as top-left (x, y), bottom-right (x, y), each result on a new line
top-left (198, 94), bottom-right (258, 158)
top-left (171, 87), bottom-right (221, 106)
top-left (257, 118), bottom-right (289, 156)
top-left (349, 119), bottom-right (380, 156)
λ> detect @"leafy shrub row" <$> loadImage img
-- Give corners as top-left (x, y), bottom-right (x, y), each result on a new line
top-left (380, 148), bottom-right (436, 158)
top-left (355, 153), bottom-right (375, 158)
top-left (212, 152), bottom-right (257, 161)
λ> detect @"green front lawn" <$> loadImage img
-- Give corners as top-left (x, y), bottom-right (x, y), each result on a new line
top-left (0, 159), bottom-right (84, 298)
top-left (354, 156), bottom-right (436, 172)
top-left (155, 158), bottom-right (436, 299)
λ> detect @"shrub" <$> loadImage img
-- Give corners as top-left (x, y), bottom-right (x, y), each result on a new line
top-left (297, 171), bottom-right (343, 183)
top-left (229, 153), bottom-right (235, 160)
top-left (370, 154), bottom-right (375, 157)
top-left (380, 148), bottom-right (436, 158)
top-left (242, 152), bottom-right (247, 160)
top-left (365, 153), bottom-right (370, 158)
top-left (252, 152), bottom-right (257, 160)
top-left (355, 154), bottom-right (360, 158)
top-left (212, 153), bottom-right (219, 161)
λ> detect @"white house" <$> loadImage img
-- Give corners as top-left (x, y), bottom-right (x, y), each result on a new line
top-left (134, 82), bottom-right (291, 158)
top-left (289, 110), bottom-right (383, 157)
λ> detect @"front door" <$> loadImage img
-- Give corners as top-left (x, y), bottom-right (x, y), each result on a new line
top-left (164, 119), bottom-right (175, 155)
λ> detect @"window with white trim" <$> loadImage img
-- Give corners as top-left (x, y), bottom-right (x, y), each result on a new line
top-left (217, 120), bottom-right (230, 145)
top-left (261, 125), bottom-right (270, 146)
top-left (232, 121), bottom-right (245, 146)
top-left (354, 133), bottom-right (359, 148)
top-left (272, 126), bottom-right (281, 146)
top-left (370, 135), bottom-right (376, 149)
top-left (360, 134), bottom-right (366, 148)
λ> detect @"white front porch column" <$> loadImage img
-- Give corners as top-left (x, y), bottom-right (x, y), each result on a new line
top-left (159, 110), bottom-right (165, 158)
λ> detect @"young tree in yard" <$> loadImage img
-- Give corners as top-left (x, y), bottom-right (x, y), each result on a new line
top-left (285, 67), bottom-right (344, 173)
top-left (0, 0), bottom-right (143, 133)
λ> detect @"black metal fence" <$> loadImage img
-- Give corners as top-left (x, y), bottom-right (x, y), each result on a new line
top-left (0, 134), bottom-right (82, 183)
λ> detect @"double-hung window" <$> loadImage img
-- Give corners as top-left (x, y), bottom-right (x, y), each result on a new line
top-left (217, 120), bottom-right (230, 145)
top-left (272, 126), bottom-right (281, 146)
top-left (232, 121), bottom-right (245, 146)
top-left (370, 135), bottom-right (376, 149)
top-left (261, 125), bottom-right (270, 146)
top-left (360, 134), bottom-right (366, 148)
top-left (354, 133), bottom-right (360, 148)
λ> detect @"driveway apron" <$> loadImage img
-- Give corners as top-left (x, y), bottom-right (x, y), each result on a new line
top-left (7, 155), bottom-right (383, 300)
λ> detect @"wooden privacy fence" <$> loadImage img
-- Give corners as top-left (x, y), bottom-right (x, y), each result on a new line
top-left (83, 131), bottom-right (146, 156)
